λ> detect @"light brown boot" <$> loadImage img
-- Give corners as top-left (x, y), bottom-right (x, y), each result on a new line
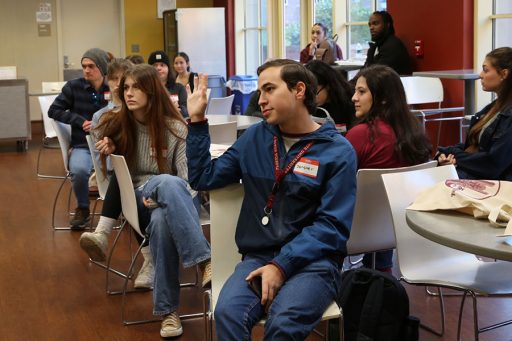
top-left (199, 260), bottom-right (212, 288)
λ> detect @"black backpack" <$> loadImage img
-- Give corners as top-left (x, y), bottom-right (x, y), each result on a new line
top-left (329, 268), bottom-right (419, 341)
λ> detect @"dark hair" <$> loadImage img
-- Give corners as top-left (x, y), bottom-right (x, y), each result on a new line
top-left (353, 65), bottom-right (431, 164)
top-left (312, 22), bottom-right (328, 36)
top-left (305, 60), bottom-right (354, 121)
top-left (467, 47), bottom-right (512, 147)
top-left (174, 52), bottom-right (191, 72)
top-left (372, 11), bottom-right (395, 35)
top-left (125, 54), bottom-right (145, 64)
top-left (106, 58), bottom-right (133, 79)
top-left (257, 59), bottom-right (318, 115)
top-left (97, 64), bottom-right (185, 173)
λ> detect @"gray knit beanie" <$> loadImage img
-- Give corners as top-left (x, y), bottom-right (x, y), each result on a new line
top-left (81, 48), bottom-right (109, 76)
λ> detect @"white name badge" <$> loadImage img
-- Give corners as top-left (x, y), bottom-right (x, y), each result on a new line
top-left (294, 158), bottom-right (319, 178)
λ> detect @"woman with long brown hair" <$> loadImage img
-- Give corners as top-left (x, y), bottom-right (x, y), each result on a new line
top-left (346, 64), bottom-right (431, 272)
top-left (437, 47), bottom-right (512, 180)
top-left (83, 64), bottom-right (211, 338)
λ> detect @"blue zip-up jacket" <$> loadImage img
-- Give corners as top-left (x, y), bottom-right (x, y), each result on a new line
top-left (438, 101), bottom-right (512, 180)
top-left (187, 120), bottom-right (357, 278)
top-left (48, 77), bottom-right (109, 148)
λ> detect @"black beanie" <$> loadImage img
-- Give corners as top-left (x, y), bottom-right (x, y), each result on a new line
top-left (148, 50), bottom-right (170, 68)
top-left (81, 48), bottom-right (109, 76)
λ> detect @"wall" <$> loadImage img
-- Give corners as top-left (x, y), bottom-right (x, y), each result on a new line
top-left (124, 0), bottom-right (213, 59)
top-left (388, 0), bottom-right (474, 147)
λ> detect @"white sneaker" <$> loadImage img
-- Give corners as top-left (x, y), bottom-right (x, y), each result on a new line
top-left (79, 231), bottom-right (108, 262)
top-left (160, 312), bottom-right (183, 338)
top-left (134, 257), bottom-right (154, 289)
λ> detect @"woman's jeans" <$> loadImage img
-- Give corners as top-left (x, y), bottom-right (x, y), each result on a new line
top-left (135, 174), bottom-right (211, 316)
top-left (69, 147), bottom-right (93, 209)
top-left (214, 253), bottom-right (341, 340)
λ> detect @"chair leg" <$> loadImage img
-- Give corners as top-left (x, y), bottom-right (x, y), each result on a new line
top-left (203, 290), bottom-right (213, 341)
top-left (37, 138), bottom-right (66, 179)
top-left (457, 291), bottom-right (469, 341)
top-left (419, 286), bottom-right (445, 336)
top-left (52, 175), bottom-right (74, 230)
top-left (106, 220), bottom-right (135, 295)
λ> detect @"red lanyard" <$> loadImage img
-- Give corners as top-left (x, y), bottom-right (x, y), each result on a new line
top-left (261, 136), bottom-right (314, 225)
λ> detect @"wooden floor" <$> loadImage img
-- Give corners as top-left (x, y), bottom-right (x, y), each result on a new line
top-left (1, 123), bottom-right (511, 340)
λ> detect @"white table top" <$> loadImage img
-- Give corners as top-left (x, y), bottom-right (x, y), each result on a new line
top-left (406, 210), bottom-right (512, 261)
top-left (413, 69), bottom-right (480, 80)
top-left (207, 115), bottom-right (262, 130)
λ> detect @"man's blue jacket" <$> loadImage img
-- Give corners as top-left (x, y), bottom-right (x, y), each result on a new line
top-left (187, 120), bottom-right (356, 279)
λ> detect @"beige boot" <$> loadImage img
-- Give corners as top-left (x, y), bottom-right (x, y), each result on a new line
top-left (79, 216), bottom-right (116, 261)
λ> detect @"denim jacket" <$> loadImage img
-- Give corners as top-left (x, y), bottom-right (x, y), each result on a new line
top-left (438, 101), bottom-right (512, 180)
top-left (187, 121), bottom-right (357, 278)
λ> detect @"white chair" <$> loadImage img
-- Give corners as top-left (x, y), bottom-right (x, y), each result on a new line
top-left (347, 161), bottom-right (438, 268)
top-left (209, 121), bottom-right (237, 145)
top-left (50, 120), bottom-right (97, 230)
top-left (205, 94), bottom-right (235, 115)
top-left (36, 94), bottom-right (61, 178)
top-left (400, 76), bottom-right (465, 144)
top-left (204, 183), bottom-right (343, 341)
top-left (110, 154), bottom-right (203, 325)
top-left (382, 165), bottom-right (512, 340)
top-left (85, 135), bottom-right (109, 221)
top-left (41, 81), bottom-right (66, 94)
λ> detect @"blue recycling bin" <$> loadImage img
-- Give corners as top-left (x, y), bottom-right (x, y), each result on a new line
top-left (228, 75), bottom-right (258, 115)
top-left (207, 75), bottom-right (227, 99)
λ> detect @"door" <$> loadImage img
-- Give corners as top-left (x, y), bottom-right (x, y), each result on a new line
top-left (57, 0), bottom-right (123, 80)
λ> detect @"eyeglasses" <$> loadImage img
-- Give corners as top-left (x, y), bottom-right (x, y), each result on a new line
top-left (316, 86), bottom-right (325, 95)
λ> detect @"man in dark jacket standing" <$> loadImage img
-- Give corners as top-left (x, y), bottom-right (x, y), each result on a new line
top-left (364, 11), bottom-right (412, 75)
top-left (48, 48), bottom-right (109, 228)
top-left (186, 60), bottom-right (357, 340)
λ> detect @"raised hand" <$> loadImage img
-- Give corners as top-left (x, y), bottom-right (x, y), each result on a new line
top-left (186, 73), bottom-right (209, 122)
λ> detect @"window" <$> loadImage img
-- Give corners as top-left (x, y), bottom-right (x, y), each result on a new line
top-left (345, 0), bottom-right (387, 60)
top-left (493, 1), bottom-right (512, 48)
top-left (314, 0), bottom-right (333, 32)
top-left (284, 0), bottom-right (301, 60)
top-left (243, 0), bottom-right (268, 75)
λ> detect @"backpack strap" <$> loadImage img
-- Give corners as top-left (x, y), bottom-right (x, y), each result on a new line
top-left (357, 275), bottom-right (385, 341)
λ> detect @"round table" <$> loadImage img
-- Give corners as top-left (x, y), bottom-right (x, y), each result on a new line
top-left (406, 210), bottom-right (512, 262)
top-left (207, 115), bottom-right (262, 130)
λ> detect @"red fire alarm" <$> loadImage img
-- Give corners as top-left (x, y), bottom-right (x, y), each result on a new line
top-left (414, 40), bottom-right (424, 57)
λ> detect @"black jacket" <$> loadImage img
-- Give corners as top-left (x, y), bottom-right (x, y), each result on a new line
top-left (364, 34), bottom-right (412, 75)
top-left (438, 101), bottom-right (512, 180)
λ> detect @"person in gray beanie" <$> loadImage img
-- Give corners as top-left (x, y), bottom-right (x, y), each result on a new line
top-left (48, 47), bottom-right (110, 229)
top-left (82, 48), bottom-right (110, 76)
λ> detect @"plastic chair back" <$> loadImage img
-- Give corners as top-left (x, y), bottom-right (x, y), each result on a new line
top-left (38, 95), bottom-right (58, 139)
top-left (209, 183), bottom-right (245, 308)
top-left (50, 119), bottom-right (72, 173)
top-left (381, 165), bottom-right (460, 277)
top-left (42, 81), bottom-right (67, 94)
top-left (209, 121), bottom-right (237, 145)
top-left (110, 154), bottom-right (144, 238)
top-left (347, 161), bottom-right (438, 255)
top-left (205, 94), bottom-right (235, 115)
top-left (85, 135), bottom-right (109, 199)
top-left (400, 76), bottom-right (444, 106)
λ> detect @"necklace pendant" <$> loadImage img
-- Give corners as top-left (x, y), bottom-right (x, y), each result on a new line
top-left (261, 215), bottom-right (270, 226)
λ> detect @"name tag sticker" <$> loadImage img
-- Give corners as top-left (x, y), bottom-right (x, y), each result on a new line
top-left (294, 158), bottom-right (319, 178)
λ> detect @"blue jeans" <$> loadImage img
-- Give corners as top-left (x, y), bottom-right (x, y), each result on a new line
top-left (135, 174), bottom-right (211, 316)
top-left (215, 253), bottom-right (341, 340)
top-left (68, 147), bottom-right (93, 209)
